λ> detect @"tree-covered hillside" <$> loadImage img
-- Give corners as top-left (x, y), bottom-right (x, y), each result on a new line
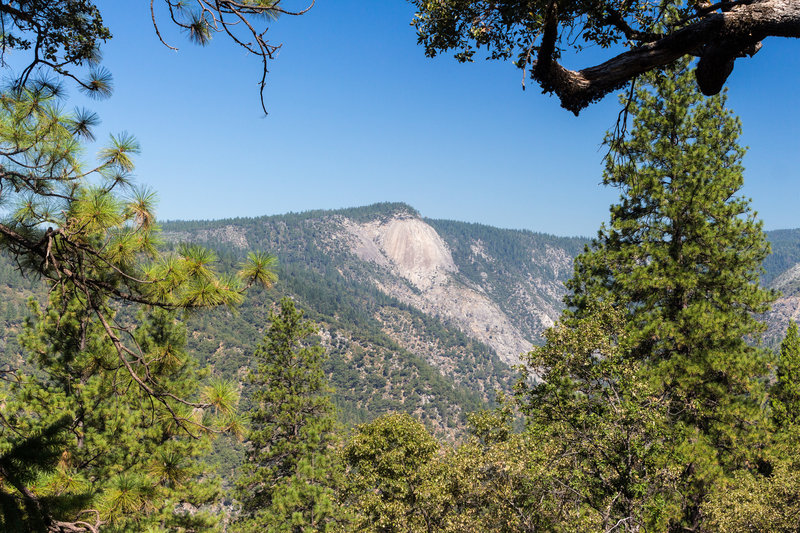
top-left (161, 203), bottom-right (530, 436)
top-left (764, 229), bottom-right (800, 284)
top-left (3, 204), bottom-right (800, 438)
top-left (2, 198), bottom-right (800, 529)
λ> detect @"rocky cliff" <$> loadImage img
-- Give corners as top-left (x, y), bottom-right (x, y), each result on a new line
top-left (341, 213), bottom-right (534, 365)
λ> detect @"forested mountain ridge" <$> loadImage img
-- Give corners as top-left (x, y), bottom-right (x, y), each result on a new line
top-left (163, 203), bottom-right (585, 362)
top-left (2, 203), bottom-right (799, 436)
top-left (158, 202), bottom-right (587, 435)
top-left (159, 202), bottom-right (800, 429)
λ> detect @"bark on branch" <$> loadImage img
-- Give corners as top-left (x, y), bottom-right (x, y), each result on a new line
top-left (534, 0), bottom-right (800, 114)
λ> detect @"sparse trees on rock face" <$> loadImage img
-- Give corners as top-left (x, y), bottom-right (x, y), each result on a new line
top-left (234, 298), bottom-right (341, 533)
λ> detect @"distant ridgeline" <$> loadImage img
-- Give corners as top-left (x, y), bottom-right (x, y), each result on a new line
top-left (763, 229), bottom-right (800, 284)
top-left (2, 203), bottom-right (799, 435)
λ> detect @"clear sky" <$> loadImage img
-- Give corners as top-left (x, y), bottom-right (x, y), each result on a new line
top-left (37, 1), bottom-right (800, 237)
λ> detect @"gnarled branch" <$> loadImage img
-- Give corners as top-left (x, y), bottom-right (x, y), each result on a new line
top-left (533, 0), bottom-right (799, 114)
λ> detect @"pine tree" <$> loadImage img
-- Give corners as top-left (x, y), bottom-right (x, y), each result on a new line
top-left (234, 298), bottom-right (341, 533)
top-left (773, 321), bottom-right (800, 429)
top-left (0, 285), bottom-right (235, 531)
top-left (568, 60), bottom-right (774, 416)
top-left (0, 81), bottom-right (275, 529)
top-left (0, 82), bottom-right (276, 399)
top-left (522, 60), bottom-right (775, 531)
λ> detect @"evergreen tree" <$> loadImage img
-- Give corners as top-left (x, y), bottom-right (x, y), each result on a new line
top-left (234, 298), bottom-right (341, 533)
top-left (0, 82), bottom-right (274, 529)
top-left (0, 285), bottom-right (236, 531)
top-left (772, 321), bottom-right (800, 428)
top-left (522, 60), bottom-right (775, 531)
top-left (0, 82), bottom-right (275, 393)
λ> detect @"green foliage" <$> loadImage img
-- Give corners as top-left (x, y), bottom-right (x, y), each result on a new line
top-left (430, 400), bottom-right (565, 532)
top-left (0, 1), bottom-right (110, 94)
top-left (0, 82), bottom-right (275, 351)
top-left (340, 406), bottom-right (574, 533)
top-left (240, 251), bottom-right (279, 289)
top-left (0, 79), bottom-right (276, 530)
top-left (518, 302), bottom-right (675, 530)
top-left (703, 459), bottom-right (800, 533)
top-left (570, 58), bottom-right (774, 445)
top-left (341, 413), bottom-right (441, 532)
top-left (702, 323), bottom-right (800, 532)
top-left (409, 0), bottom-right (786, 113)
top-left (410, 0), bottom-right (659, 63)
top-left (0, 287), bottom-right (226, 531)
top-left (773, 321), bottom-right (800, 428)
top-left (234, 298), bottom-right (342, 532)
top-left (0, 1), bottom-right (303, 112)
top-left (518, 60), bottom-right (776, 531)
top-left (0, 416), bottom-right (79, 532)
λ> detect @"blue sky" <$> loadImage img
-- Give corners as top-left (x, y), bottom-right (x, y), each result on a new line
top-left (42, 1), bottom-right (800, 236)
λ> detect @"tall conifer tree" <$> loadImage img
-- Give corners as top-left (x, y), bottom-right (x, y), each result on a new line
top-left (522, 59), bottom-right (775, 531)
top-left (1, 286), bottom-right (231, 531)
top-left (234, 298), bottom-right (341, 532)
top-left (773, 321), bottom-right (800, 429)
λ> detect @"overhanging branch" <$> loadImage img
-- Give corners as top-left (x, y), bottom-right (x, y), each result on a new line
top-left (533, 0), bottom-right (800, 114)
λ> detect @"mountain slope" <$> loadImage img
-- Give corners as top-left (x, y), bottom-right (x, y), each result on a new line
top-left (2, 203), bottom-right (799, 435)
top-left (158, 203), bottom-right (587, 434)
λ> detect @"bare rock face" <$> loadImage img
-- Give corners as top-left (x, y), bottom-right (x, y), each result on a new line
top-left (765, 263), bottom-right (800, 341)
top-left (342, 214), bottom-right (532, 365)
top-left (772, 263), bottom-right (800, 295)
top-left (342, 214), bottom-right (456, 289)
top-left (381, 217), bottom-right (457, 290)
top-left (767, 295), bottom-right (800, 340)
